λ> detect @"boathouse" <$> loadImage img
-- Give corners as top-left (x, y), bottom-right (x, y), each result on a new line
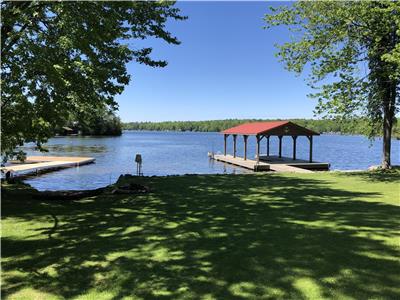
top-left (212, 121), bottom-right (329, 172)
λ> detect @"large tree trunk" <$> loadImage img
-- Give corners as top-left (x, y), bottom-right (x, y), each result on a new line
top-left (382, 107), bottom-right (392, 169)
top-left (381, 82), bottom-right (396, 169)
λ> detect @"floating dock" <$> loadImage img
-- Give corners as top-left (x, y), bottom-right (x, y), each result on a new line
top-left (1, 156), bottom-right (95, 178)
top-left (213, 154), bottom-right (270, 171)
top-left (259, 155), bottom-right (330, 171)
top-left (212, 154), bottom-right (329, 173)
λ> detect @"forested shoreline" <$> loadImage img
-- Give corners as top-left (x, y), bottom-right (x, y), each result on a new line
top-left (54, 111), bottom-right (122, 137)
top-left (123, 118), bottom-right (400, 138)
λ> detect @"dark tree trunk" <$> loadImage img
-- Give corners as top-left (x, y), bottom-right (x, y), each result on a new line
top-left (382, 106), bottom-right (392, 169)
top-left (369, 13), bottom-right (398, 170)
top-left (381, 82), bottom-right (396, 169)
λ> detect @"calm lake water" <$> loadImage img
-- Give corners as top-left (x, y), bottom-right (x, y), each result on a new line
top-left (21, 131), bottom-right (399, 191)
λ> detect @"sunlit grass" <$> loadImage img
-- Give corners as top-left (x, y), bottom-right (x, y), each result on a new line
top-left (2, 170), bottom-right (400, 299)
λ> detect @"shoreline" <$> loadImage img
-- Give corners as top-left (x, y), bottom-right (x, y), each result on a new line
top-left (4, 167), bottom-right (399, 193)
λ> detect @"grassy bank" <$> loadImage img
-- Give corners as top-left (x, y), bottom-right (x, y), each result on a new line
top-left (2, 171), bottom-right (400, 299)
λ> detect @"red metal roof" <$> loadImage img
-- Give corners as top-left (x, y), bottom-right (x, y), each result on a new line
top-left (221, 121), bottom-right (319, 136)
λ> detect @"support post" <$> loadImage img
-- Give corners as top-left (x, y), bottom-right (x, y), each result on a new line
top-left (292, 136), bottom-right (297, 160)
top-left (308, 135), bottom-right (313, 162)
top-left (243, 135), bottom-right (248, 160)
top-left (233, 134), bottom-right (237, 158)
top-left (267, 136), bottom-right (270, 156)
top-left (224, 134), bottom-right (227, 156)
top-left (278, 135), bottom-right (283, 158)
top-left (5, 171), bottom-right (12, 182)
top-left (256, 135), bottom-right (260, 162)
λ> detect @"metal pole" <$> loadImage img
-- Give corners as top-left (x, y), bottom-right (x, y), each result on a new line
top-left (267, 136), bottom-right (270, 156)
top-left (256, 135), bottom-right (260, 162)
top-left (278, 136), bottom-right (283, 158)
top-left (309, 135), bottom-right (313, 162)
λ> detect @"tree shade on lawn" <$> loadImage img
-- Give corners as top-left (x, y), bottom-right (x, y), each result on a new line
top-left (2, 171), bottom-right (399, 299)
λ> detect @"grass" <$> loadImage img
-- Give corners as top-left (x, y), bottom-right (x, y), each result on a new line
top-left (2, 171), bottom-right (400, 299)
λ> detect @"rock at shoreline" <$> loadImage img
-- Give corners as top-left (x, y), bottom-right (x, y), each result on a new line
top-left (32, 174), bottom-right (150, 200)
top-left (111, 182), bottom-right (150, 194)
top-left (368, 165), bottom-right (381, 171)
top-left (33, 187), bottom-right (107, 201)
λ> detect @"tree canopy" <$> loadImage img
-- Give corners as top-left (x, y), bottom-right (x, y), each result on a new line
top-left (55, 109), bottom-right (123, 137)
top-left (1, 1), bottom-right (185, 157)
top-left (265, 1), bottom-right (399, 168)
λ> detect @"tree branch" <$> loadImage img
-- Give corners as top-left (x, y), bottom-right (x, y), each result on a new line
top-left (1, 1), bottom-right (47, 59)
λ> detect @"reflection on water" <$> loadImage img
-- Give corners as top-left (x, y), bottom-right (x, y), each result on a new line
top-left (22, 144), bottom-right (107, 154)
top-left (45, 145), bottom-right (107, 153)
top-left (22, 131), bottom-right (399, 191)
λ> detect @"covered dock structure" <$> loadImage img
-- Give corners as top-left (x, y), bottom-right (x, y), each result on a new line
top-left (212, 121), bottom-right (329, 172)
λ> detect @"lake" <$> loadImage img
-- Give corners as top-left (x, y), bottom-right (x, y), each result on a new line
top-left (21, 131), bottom-right (399, 191)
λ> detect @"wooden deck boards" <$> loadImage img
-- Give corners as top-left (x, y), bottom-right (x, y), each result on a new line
top-left (213, 155), bottom-right (270, 171)
top-left (2, 156), bottom-right (95, 175)
top-left (22, 156), bottom-right (94, 163)
top-left (259, 155), bottom-right (330, 170)
top-left (212, 154), bottom-right (329, 173)
top-left (267, 164), bottom-right (313, 173)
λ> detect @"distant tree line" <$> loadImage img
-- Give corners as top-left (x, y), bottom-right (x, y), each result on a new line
top-left (123, 118), bottom-right (400, 138)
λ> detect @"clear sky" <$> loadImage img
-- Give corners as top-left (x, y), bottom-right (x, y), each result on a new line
top-left (117, 1), bottom-right (316, 122)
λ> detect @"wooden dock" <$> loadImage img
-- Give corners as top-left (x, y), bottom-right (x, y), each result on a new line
top-left (1, 156), bottom-right (95, 177)
top-left (212, 154), bottom-right (329, 173)
top-left (259, 155), bottom-right (330, 171)
top-left (213, 154), bottom-right (270, 171)
top-left (267, 164), bottom-right (313, 173)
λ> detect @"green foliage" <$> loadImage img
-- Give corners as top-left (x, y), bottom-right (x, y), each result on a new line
top-left (122, 118), bottom-right (400, 138)
top-left (55, 108), bottom-right (122, 136)
top-left (1, 1), bottom-right (185, 157)
top-left (2, 171), bottom-right (400, 298)
top-left (265, 1), bottom-right (399, 120)
top-left (78, 112), bottom-right (122, 136)
top-left (265, 1), bottom-right (400, 167)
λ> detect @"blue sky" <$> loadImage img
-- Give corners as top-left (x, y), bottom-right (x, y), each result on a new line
top-left (117, 1), bottom-right (315, 122)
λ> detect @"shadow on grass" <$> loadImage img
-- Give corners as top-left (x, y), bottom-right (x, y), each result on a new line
top-left (2, 174), bottom-right (399, 299)
top-left (337, 168), bottom-right (400, 183)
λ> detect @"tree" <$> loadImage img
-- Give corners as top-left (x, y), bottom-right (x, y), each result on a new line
top-left (55, 106), bottom-right (123, 136)
top-left (1, 1), bottom-right (185, 158)
top-left (76, 108), bottom-right (123, 136)
top-left (265, 1), bottom-right (399, 169)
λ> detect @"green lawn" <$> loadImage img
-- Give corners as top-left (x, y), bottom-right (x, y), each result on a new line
top-left (2, 171), bottom-right (400, 299)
